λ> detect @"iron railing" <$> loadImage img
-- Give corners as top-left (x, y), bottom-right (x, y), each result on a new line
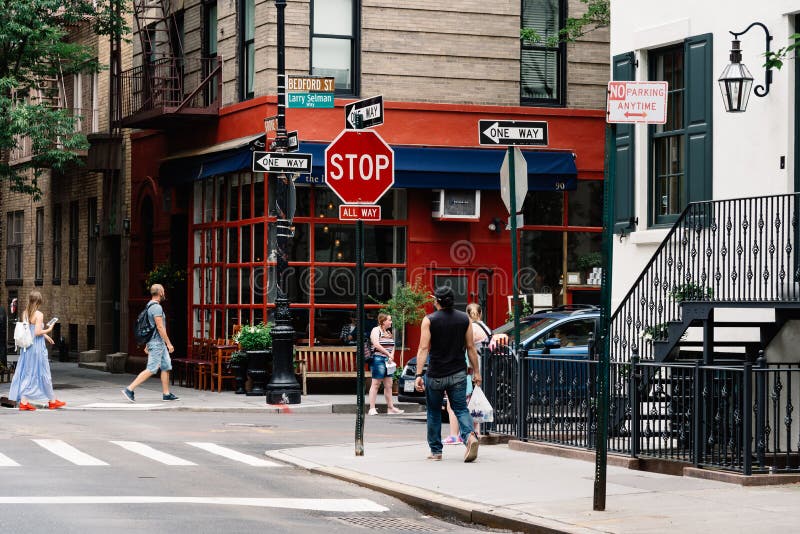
top-left (481, 345), bottom-right (800, 475)
top-left (610, 194), bottom-right (800, 363)
top-left (119, 56), bottom-right (222, 121)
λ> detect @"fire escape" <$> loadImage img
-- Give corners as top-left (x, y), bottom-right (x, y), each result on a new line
top-left (116, 0), bottom-right (222, 129)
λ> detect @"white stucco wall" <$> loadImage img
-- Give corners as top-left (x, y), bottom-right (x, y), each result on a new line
top-left (609, 1), bottom-right (800, 309)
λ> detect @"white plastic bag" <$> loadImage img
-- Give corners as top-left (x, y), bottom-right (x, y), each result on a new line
top-left (468, 386), bottom-right (494, 423)
top-left (14, 320), bottom-right (32, 352)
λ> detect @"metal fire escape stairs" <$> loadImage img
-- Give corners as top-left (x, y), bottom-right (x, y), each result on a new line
top-left (132, 0), bottom-right (184, 110)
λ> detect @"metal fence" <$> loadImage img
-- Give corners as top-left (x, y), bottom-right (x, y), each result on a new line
top-left (481, 345), bottom-right (800, 475)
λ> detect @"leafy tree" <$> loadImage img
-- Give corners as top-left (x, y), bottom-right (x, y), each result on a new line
top-left (764, 33), bottom-right (800, 70)
top-left (0, 0), bottom-right (128, 199)
top-left (521, 0), bottom-right (609, 47)
top-left (378, 277), bottom-right (432, 362)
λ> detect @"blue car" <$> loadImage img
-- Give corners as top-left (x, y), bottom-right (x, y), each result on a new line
top-left (398, 305), bottom-right (599, 404)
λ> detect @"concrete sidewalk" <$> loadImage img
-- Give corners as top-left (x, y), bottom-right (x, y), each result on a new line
top-left (0, 360), bottom-right (423, 414)
top-left (266, 441), bottom-right (800, 534)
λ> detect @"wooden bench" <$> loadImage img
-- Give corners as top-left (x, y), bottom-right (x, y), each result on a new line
top-left (294, 346), bottom-right (365, 395)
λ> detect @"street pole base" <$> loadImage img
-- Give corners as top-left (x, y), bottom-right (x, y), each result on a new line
top-left (266, 388), bottom-right (301, 405)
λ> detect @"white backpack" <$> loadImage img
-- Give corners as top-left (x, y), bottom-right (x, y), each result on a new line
top-left (14, 316), bottom-right (33, 352)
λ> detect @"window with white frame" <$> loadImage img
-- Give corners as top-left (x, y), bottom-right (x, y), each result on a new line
top-left (35, 208), bottom-right (44, 282)
top-left (6, 211), bottom-right (24, 282)
top-left (311, 0), bottom-right (358, 95)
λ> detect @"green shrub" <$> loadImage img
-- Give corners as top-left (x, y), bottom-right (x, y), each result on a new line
top-left (670, 283), bottom-right (713, 301)
top-left (235, 323), bottom-right (273, 351)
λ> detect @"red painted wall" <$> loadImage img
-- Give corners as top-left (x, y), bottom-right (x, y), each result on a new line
top-left (129, 97), bottom-right (606, 363)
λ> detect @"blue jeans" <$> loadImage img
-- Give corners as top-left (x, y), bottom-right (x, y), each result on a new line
top-left (425, 371), bottom-right (474, 454)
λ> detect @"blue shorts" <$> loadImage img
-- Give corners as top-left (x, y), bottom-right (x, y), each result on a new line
top-left (370, 355), bottom-right (388, 379)
top-left (146, 340), bottom-right (172, 373)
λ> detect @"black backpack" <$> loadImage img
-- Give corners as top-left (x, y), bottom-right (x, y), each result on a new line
top-left (134, 302), bottom-right (158, 346)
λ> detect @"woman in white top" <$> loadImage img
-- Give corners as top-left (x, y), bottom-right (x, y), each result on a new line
top-left (443, 302), bottom-right (489, 444)
top-left (368, 313), bottom-right (404, 415)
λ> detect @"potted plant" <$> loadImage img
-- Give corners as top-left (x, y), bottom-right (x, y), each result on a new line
top-left (376, 276), bottom-right (432, 366)
top-left (229, 350), bottom-right (248, 394)
top-left (234, 323), bottom-right (273, 396)
top-left (144, 263), bottom-right (187, 291)
top-left (576, 252), bottom-right (602, 283)
top-left (670, 283), bottom-right (713, 301)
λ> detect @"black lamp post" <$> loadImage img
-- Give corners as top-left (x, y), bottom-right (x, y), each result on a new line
top-left (266, 0), bottom-right (301, 405)
top-left (718, 22), bottom-right (773, 112)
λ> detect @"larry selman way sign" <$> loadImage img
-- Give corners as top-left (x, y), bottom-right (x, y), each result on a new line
top-left (606, 81), bottom-right (667, 124)
top-left (479, 120), bottom-right (548, 146)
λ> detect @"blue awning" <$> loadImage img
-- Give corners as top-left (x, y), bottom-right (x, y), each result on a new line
top-left (160, 137), bottom-right (578, 192)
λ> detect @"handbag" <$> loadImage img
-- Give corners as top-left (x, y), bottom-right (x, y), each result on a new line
top-left (363, 339), bottom-right (374, 365)
top-left (14, 317), bottom-right (33, 352)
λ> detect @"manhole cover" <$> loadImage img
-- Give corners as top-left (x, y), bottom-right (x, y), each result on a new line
top-left (52, 384), bottom-right (83, 389)
top-left (333, 517), bottom-right (445, 532)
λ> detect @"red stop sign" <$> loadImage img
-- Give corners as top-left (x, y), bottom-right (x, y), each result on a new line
top-left (324, 129), bottom-right (395, 204)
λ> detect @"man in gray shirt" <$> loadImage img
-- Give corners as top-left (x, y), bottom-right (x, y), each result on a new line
top-left (122, 284), bottom-right (179, 402)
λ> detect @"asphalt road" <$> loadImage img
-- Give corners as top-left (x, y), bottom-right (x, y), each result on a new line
top-left (0, 409), bottom-right (496, 534)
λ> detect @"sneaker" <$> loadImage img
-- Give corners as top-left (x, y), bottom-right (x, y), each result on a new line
top-left (19, 402), bottom-right (36, 411)
top-left (387, 407), bottom-right (405, 415)
top-left (443, 435), bottom-right (461, 445)
top-left (48, 400), bottom-right (66, 410)
top-left (426, 453), bottom-right (442, 461)
top-left (368, 408), bottom-right (379, 415)
top-left (162, 393), bottom-right (179, 401)
top-left (464, 432), bottom-right (479, 463)
top-left (121, 388), bottom-right (135, 403)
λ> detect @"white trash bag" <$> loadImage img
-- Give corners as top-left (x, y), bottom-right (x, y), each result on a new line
top-left (468, 386), bottom-right (494, 423)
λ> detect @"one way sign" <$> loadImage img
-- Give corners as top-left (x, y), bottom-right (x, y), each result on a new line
top-left (345, 95), bottom-right (383, 129)
top-left (252, 151), bottom-right (312, 173)
top-left (478, 120), bottom-right (549, 146)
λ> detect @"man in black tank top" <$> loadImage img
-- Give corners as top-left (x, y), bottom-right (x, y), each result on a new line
top-left (414, 286), bottom-right (481, 462)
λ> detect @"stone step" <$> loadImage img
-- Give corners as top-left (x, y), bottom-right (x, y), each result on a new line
top-left (78, 349), bottom-right (103, 363)
top-left (77, 362), bottom-right (109, 373)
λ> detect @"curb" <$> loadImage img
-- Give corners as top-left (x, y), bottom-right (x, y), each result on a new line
top-left (50, 402), bottom-right (428, 414)
top-left (264, 449), bottom-right (588, 534)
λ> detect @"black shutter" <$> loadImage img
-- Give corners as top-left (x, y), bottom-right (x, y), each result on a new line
top-left (612, 52), bottom-right (636, 234)
top-left (685, 34), bottom-right (713, 203)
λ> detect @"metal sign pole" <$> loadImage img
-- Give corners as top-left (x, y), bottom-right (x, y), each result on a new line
top-left (593, 123), bottom-right (616, 511)
top-left (355, 218), bottom-right (365, 455)
top-left (508, 146), bottom-right (525, 442)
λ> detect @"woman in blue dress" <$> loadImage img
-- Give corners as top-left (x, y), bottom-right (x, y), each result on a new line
top-left (9, 291), bottom-right (64, 411)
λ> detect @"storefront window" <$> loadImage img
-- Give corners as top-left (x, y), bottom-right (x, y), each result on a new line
top-left (520, 231), bottom-right (563, 302)
top-left (523, 190), bottom-right (563, 226)
top-left (191, 173), bottom-right (407, 344)
top-left (568, 180), bottom-right (603, 227)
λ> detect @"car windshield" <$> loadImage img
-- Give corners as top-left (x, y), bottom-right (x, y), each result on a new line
top-left (494, 317), bottom-right (559, 341)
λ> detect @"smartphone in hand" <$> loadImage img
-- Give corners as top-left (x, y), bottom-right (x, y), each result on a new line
top-left (46, 317), bottom-right (59, 327)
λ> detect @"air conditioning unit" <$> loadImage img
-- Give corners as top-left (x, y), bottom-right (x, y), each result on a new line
top-left (431, 190), bottom-right (481, 220)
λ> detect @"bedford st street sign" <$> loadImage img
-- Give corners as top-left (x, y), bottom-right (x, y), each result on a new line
top-left (252, 151), bottom-right (312, 173)
top-left (606, 81), bottom-right (668, 124)
top-left (345, 95), bottom-right (384, 129)
top-left (479, 120), bottom-right (548, 146)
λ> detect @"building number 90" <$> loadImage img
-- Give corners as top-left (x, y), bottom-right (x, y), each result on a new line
top-left (554, 182), bottom-right (566, 191)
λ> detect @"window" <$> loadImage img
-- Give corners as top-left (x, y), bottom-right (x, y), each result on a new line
top-left (91, 69), bottom-right (99, 132)
top-left (311, 0), bottom-right (358, 95)
top-left (69, 200), bottom-right (79, 284)
top-left (203, 0), bottom-right (218, 105)
top-left (69, 323), bottom-right (78, 352)
top-left (53, 204), bottom-right (62, 284)
top-left (521, 0), bottom-right (565, 105)
top-left (87, 198), bottom-right (97, 283)
top-left (190, 174), bottom-right (406, 343)
top-left (239, 0), bottom-right (255, 100)
top-left (73, 73), bottom-right (83, 132)
top-left (35, 208), bottom-right (44, 283)
top-left (5, 211), bottom-right (24, 282)
top-left (87, 324), bottom-right (95, 350)
top-left (650, 46), bottom-right (685, 224)
top-left (648, 35), bottom-right (713, 226)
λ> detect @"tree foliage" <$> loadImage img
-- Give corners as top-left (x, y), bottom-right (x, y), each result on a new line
top-left (0, 0), bottom-right (128, 198)
top-left (521, 0), bottom-right (609, 47)
top-left (378, 277), bottom-right (432, 359)
top-left (764, 33), bottom-right (800, 70)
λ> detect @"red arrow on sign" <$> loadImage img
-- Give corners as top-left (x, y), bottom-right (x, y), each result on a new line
top-left (624, 112), bottom-right (647, 118)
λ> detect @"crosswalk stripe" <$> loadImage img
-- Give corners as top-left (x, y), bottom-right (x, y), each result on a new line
top-left (110, 441), bottom-right (196, 466)
top-left (32, 439), bottom-right (108, 466)
top-left (0, 452), bottom-right (20, 467)
top-left (186, 442), bottom-right (280, 467)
